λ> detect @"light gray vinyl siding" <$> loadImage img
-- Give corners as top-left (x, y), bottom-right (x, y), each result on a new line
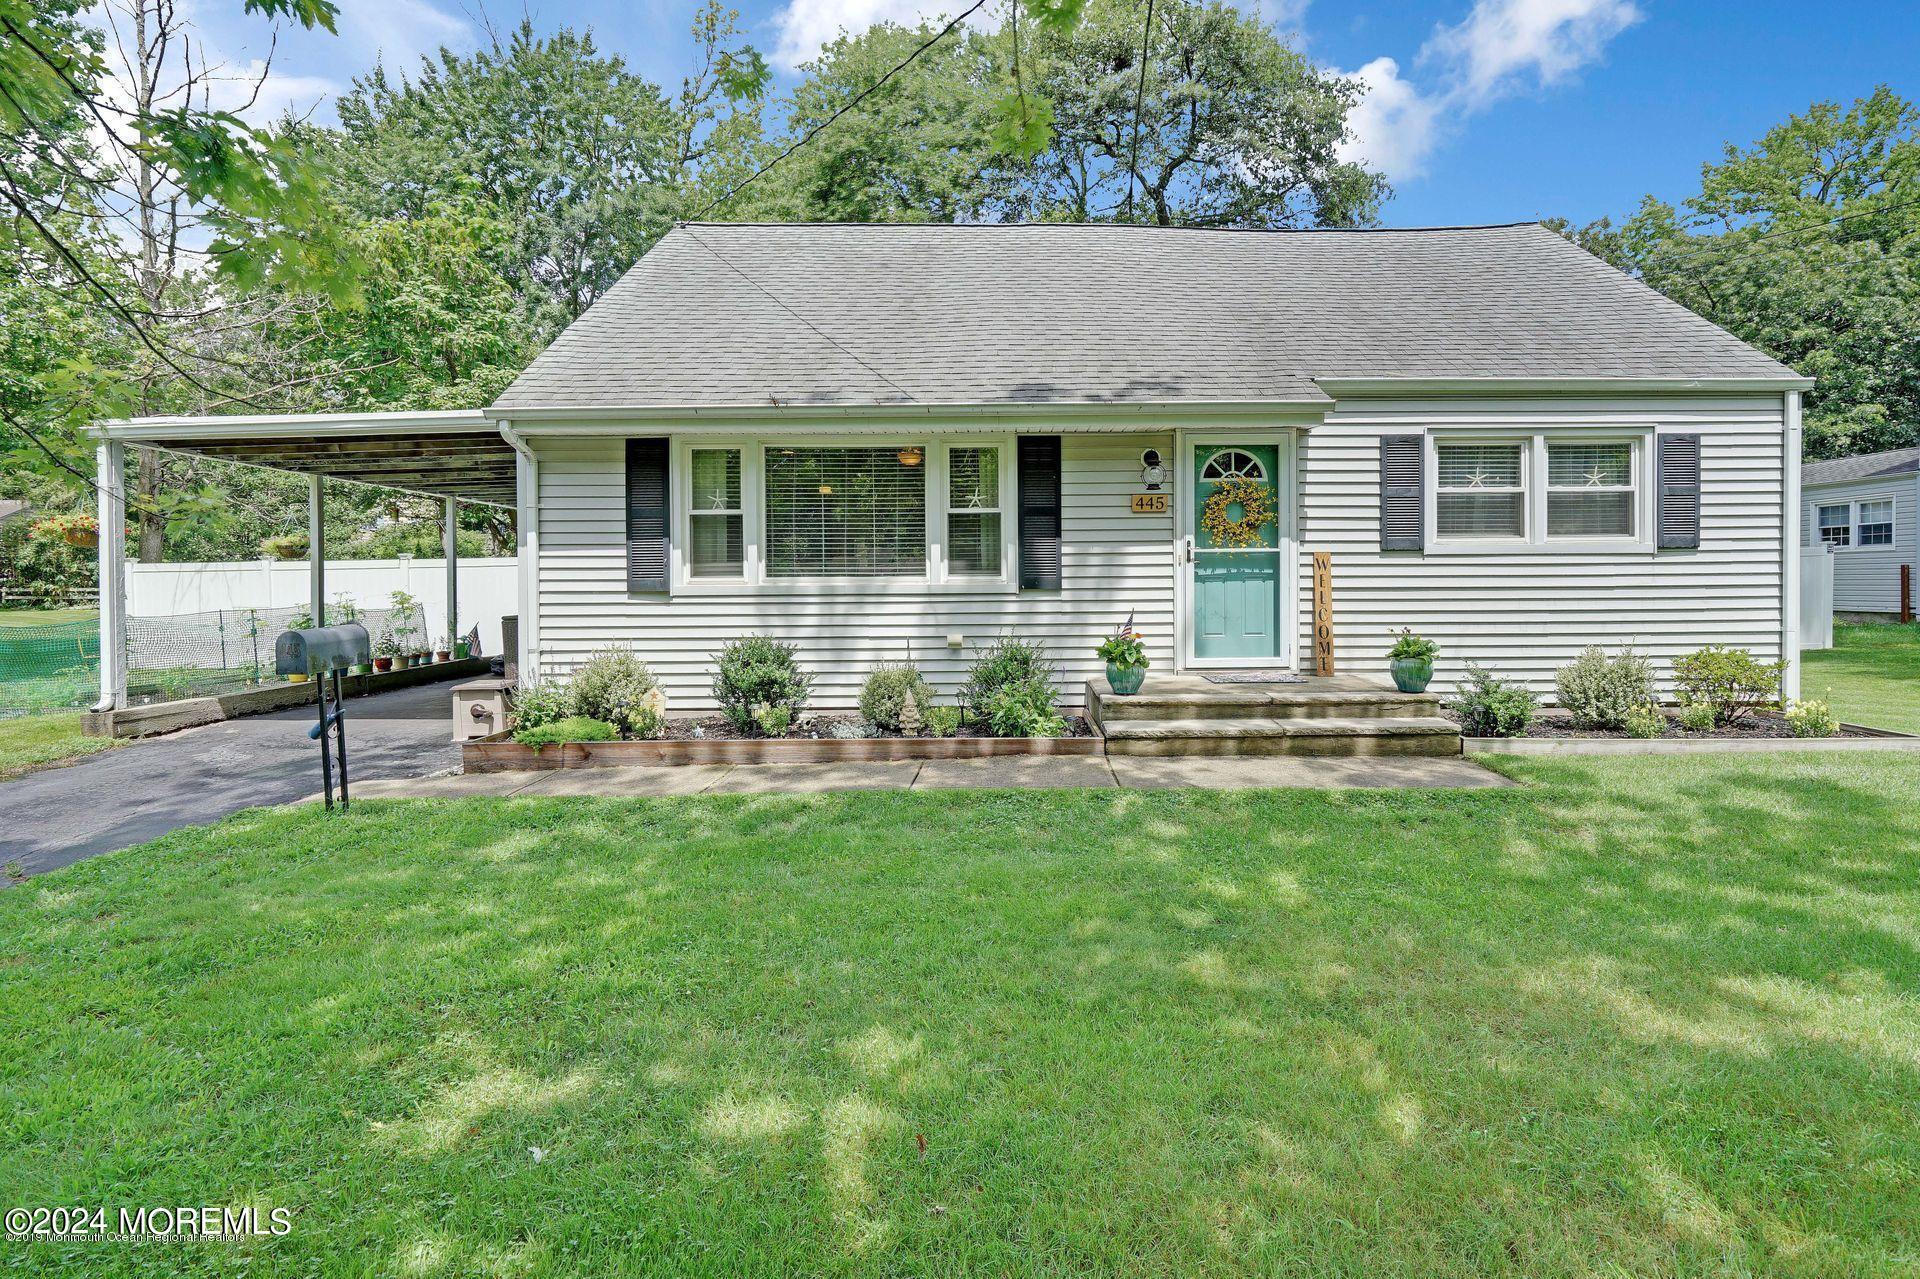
top-left (1801, 475), bottom-right (1917, 614)
top-left (532, 433), bottom-right (1173, 710)
top-left (1295, 395), bottom-right (1789, 694)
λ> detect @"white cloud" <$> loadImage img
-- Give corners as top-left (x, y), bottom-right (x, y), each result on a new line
top-left (773, 0), bottom-right (970, 70)
top-left (330, 0), bottom-right (473, 72)
top-left (1422, 0), bottom-right (1641, 99)
top-left (1335, 56), bottom-right (1443, 180)
top-left (1338, 0), bottom-right (1641, 183)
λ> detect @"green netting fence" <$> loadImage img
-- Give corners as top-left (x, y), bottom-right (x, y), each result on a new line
top-left (0, 604), bottom-right (425, 717)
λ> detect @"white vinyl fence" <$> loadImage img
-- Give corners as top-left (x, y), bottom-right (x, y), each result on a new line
top-left (126, 556), bottom-right (517, 656)
top-left (1800, 545), bottom-right (1834, 652)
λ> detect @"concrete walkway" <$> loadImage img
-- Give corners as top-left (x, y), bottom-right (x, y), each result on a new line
top-left (340, 754), bottom-right (1512, 800)
top-left (2, 678), bottom-right (469, 877)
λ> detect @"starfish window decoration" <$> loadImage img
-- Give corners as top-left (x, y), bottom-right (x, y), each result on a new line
top-left (1579, 465), bottom-right (1615, 488)
top-left (1461, 467), bottom-right (1502, 489)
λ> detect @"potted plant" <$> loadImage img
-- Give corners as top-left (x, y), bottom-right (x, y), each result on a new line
top-left (433, 636), bottom-right (451, 663)
top-left (1095, 615), bottom-right (1150, 696)
top-left (453, 636), bottom-right (472, 660)
top-left (1387, 629), bottom-right (1437, 693)
top-left (30, 513), bottom-right (99, 550)
top-left (260, 532), bottom-right (308, 561)
top-left (372, 629), bottom-right (396, 673)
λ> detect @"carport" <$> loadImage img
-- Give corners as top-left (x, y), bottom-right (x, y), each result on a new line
top-left (91, 410), bottom-right (525, 712)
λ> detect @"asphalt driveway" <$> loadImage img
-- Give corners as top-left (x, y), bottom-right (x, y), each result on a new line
top-left (1, 679), bottom-right (465, 877)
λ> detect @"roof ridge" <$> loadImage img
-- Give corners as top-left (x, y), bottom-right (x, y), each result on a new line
top-left (671, 220), bottom-right (1549, 235)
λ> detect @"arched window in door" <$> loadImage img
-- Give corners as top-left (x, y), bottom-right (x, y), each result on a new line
top-left (1200, 449), bottom-right (1268, 482)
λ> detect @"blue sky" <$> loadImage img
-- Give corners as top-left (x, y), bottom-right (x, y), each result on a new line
top-left (172, 0), bottom-right (1919, 227)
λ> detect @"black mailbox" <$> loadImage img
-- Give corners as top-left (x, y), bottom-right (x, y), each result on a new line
top-left (275, 622), bottom-right (371, 676)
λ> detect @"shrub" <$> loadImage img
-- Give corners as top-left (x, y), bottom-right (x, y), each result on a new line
top-left (713, 636), bottom-right (812, 733)
top-left (1554, 646), bottom-right (1655, 730)
top-left (923, 705), bottom-right (962, 738)
top-left (960, 635), bottom-right (1055, 724)
top-left (514, 716), bottom-right (616, 748)
top-left (1671, 646), bottom-right (1784, 727)
top-left (570, 648), bottom-right (663, 737)
top-left (753, 702), bottom-right (793, 738)
top-left (1387, 629), bottom-right (1437, 662)
top-left (1449, 663), bottom-right (1538, 737)
top-left (859, 664), bottom-right (935, 731)
top-left (1785, 698), bottom-right (1839, 738)
top-left (1622, 703), bottom-right (1667, 739)
top-left (1677, 700), bottom-right (1717, 733)
top-left (983, 677), bottom-right (1067, 738)
top-left (511, 679), bottom-right (576, 732)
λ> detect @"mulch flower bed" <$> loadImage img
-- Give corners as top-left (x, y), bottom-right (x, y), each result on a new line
top-left (652, 714), bottom-right (1096, 742)
top-left (1445, 709), bottom-right (1879, 740)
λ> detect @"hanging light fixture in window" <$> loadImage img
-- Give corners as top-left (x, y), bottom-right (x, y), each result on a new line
top-left (896, 446), bottom-right (924, 467)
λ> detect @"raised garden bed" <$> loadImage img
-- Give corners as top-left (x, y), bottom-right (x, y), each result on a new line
top-left (1457, 708), bottom-right (1917, 755)
top-left (465, 716), bottom-right (1101, 771)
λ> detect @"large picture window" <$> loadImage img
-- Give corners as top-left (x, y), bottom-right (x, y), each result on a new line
top-left (763, 445), bottom-right (929, 578)
top-left (946, 445), bottom-right (1002, 575)
top-left (1435, 443), bottom-right (1526, 540)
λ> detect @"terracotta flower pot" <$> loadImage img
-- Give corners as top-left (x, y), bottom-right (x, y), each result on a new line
top-left (434, 649), bottom-right (450, 663)
top-left (373, 657), bottom-right (393, 672)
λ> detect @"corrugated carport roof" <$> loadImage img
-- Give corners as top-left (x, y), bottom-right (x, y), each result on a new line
top-left (95, 410), bottom-right (515, 506)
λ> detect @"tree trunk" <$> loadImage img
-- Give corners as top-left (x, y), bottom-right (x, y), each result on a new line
top-left (135, 448), bottom-right (165, 562)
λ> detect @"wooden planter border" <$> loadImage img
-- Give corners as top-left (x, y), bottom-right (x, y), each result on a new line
top-left (464, 730), bottom-right (1103, 772)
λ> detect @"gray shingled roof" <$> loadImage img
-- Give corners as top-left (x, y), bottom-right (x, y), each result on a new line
top-left (1803, 446), bottom-right (1920, 487)
top-left (492, 222), bottom-right (1801, 411)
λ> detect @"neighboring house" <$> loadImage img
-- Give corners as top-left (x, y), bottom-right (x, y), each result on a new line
top-left (1801, 446), bottom-right (1920, 621)
top-left (0, 499), bottom-right (29, 528)
top-left (94, 221), bottom-right (1812, 711)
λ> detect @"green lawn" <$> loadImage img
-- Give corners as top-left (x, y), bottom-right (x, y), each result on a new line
top-left (0, 605), bottom-right (97, 627)
top-left (6, 757), bottom-right (1920, 1275)
top-left (0, 712), bottom-right (118, 781)
top-left (1803, 622), bottom-right (1920, 734)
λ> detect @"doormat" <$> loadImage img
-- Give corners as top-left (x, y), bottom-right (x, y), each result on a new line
top-left (1202, 671), bottom-right (1307, 685)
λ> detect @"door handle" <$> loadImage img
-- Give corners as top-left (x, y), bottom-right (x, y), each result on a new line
top-left (1183, 537), bottom-right (1195, 564)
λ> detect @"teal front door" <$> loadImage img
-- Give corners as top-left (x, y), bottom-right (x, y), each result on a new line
top-left (1192, 444), bottom-right (1283, 661)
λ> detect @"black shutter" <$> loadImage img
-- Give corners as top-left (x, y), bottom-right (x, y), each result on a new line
top-left (1018, 435), bottom-right (1062, 590)
top-left (1379, 434), bottom-right (1424, 551)
top-left (626, 437), bottom-right (670, 591)
top-left (1657, 433), bottom-right (1701, 550)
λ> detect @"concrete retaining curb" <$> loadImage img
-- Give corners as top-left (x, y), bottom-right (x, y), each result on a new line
top-left (83, 657), bottom-right (490, 738)
top-left (1464, 726), bottom-right (1919, 756)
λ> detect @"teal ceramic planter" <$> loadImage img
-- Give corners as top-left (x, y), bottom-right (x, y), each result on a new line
top-left (1389, 657), bottom-right (1433, 694)
top-left (1106, 663), bottom-right (1146, 696)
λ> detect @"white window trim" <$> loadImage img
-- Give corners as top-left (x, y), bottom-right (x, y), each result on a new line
top-left (1424, 427), bottom-right (1655, 555)
top-left (685, 445), bottom-right (746, 580)
top-left (1815, 497), bottom-right (1895, 551)
top-left (668, 435), bottom-right (1018, 595)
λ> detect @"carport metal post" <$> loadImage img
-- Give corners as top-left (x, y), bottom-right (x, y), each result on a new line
top-left (443, 496), bottom-right (459, 649)
top-left (94, 438), bottom-right (127, 711)
top-left (308, 475), bottom-right (325, 627)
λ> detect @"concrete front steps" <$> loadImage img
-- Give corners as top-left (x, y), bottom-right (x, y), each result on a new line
top-left (1088, 673), bottom-right (1462, 757)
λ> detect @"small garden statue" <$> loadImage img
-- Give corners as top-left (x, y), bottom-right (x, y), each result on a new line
top-left (899, 688), bottom-right (923, 735)
top-left (1096, 614), bottom-right (1150, 696)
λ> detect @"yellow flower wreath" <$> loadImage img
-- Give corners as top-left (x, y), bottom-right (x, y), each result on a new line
top-left (1200, 477), bottom-right (1276, 548)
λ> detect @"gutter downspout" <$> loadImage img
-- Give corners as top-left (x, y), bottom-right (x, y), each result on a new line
top-left (1782, 390), bottom-right (1803, 700)
top-left (498, 420), bottom-right (538, 683)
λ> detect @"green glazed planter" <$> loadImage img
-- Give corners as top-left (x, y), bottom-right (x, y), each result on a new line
top-left (1106, 663), bottom-right (1146, 696)
top-left (1389, 657), bottom-right (1433, 693)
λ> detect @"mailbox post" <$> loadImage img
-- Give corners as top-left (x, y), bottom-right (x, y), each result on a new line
top-left (275, 623), bottom-right (371, 810)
